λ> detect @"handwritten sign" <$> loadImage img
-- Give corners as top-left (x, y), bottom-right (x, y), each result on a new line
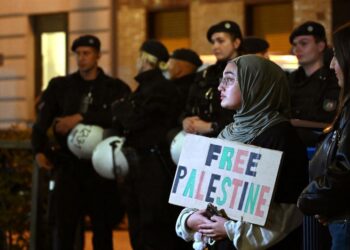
top-left (169, 134), bottom-right (283, 226)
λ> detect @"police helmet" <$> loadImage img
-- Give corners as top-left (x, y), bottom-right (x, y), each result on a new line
top-left (67, 123), bottom-right (104, 159)
top-left (170, 130), bottom-right (187, 165)
top-left (92, 136), bottom-right (129, 179)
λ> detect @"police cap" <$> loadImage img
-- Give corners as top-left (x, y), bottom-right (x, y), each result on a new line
top-left (140, 40), bottom-right (169, 62)
top-left (241, 37), bottom-right (269, 54)
top-left (71, 35), bottom-right (101, 52)
top-left (170, 48), bottom-right (203, 67)
top-left (207, 20), bottom-right (242, 43)
top-left (289, 21), bottom-right (326, 44)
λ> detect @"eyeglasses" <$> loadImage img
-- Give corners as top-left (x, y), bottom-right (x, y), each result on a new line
top-left (219, 77), bottom-right (237, 88)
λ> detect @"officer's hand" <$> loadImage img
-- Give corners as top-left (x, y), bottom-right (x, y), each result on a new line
top-left (55, 114), bottom-right (83, 135)
top-left (182, 117), bottom-right (196, 134)
top-left (35, 153), bottom-right (54, 170)
top-left (315, 214), bottom-right (329, 226)
top-left (191, 118), bottom-right (212, 135)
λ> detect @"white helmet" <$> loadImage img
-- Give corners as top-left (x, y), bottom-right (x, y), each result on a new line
top-left (92, 136), bottom-right (129, 179)
top-left (67, 123), bottom-right (104, 159)
top-left (170, 130), bottom-right (186, 165)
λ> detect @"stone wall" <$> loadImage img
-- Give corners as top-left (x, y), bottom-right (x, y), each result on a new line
top-left (0, 0), bottom-right (114, 128)
top-left (293, 0), bottom-right (332, 42)
top-left (190, 1), bottom-right (245, 55)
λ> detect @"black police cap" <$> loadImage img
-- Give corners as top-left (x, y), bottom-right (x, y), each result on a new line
top-left (170, 48), bottom-right (203, 67)
top-left (140, 40), bottom-right (169, 62)
top-left (289, 21), bottom-right (326, 44)
top-left (207, 20), bottom-right (242, 43)
top-left (71, 35), bottom-right (101, 52)
top-left (241, 37), bottom-right (270, 54)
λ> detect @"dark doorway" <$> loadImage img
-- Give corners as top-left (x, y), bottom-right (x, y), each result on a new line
top-left (148, 9), bottom-right (189, 52)
top-left (246, 2), bottom-right (293, 54)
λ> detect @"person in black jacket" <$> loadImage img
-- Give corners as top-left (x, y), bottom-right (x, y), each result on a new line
top-left (298, 22), bottom-right (350, 250)
top-left (168, 48), bottom-right (203, 117)
top-left (181, 20), bottom-right (243, 137)
top-left (176, 55), bottom-right (308, 250)
top-left (288, 21), bottom-right (340, 147)
top-left (166, 48), bottom-right (203, 142)
top-left (31, 34), bottom-right (130, 250)
top-left (112, 40), bottom-right (192, 250)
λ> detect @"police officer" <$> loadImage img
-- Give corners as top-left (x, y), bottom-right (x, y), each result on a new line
top-left (167, 48), bottom-right (203, 139)
top-left (112, 40), bottom-right (192, 250)
top-left (182, 20), bottom-right (243, 137)
top-left (168, 48), bottom-right (203, 112)
top-left (288, 21), bottom-right (340, 147)
top-left (31, 34), bottom-right (130, 250)
top-left (241, 36), bottom-right (270, 58)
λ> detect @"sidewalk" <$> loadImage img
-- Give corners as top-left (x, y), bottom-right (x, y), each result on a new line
top-left (84, 230), bottom-right (132, 250)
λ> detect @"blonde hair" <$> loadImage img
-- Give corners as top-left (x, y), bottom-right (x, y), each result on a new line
top-left (140, 51), bottom-right (168, 70)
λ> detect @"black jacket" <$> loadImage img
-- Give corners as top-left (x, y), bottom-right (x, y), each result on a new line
top-left (112, 68), bottom-right (179, 149)
top-left (298, 99), bottom-right (350, 219)
top-left (288, 66), bottom-right (340, 146)
top-left (171, 73), bottom-right (196, 124)
top-left (288, 66), bottom-right (340, 122)
top-left (181, 61), bottom-right (233, 136)
top-left (31, 68), bottom-right (130, 156)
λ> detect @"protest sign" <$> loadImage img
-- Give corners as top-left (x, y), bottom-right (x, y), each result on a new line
top-left (169, 134), bottom-right (283, 226)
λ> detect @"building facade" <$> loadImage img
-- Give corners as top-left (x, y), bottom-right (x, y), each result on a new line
top-left (0, 0), bottom-right (341, 129)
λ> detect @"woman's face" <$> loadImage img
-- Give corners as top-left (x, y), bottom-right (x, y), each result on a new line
top-left (211, 32), bottom-right (239, 61)
top-left (218, 62), bottom-right (242, 110)
top-left (330, 55), bottom-right (344, 87)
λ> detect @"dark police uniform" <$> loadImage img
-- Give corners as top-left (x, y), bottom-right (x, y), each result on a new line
top-left (180, 20), bottom-right (242, 138)
top-left (288, 65), bottom-right (340, 146)
top-left (32, 68), bottom-right (130, 250)
top-left (112, 66), bottom-right (192, 250)
top-left (182, 60), bottom-right (233, 137)
top-left (169, 48), bottom-right (202, 119)
top-left (167, 48), bottom-right (203, 141)
top-left (172, 72), bottom-right (197, 121)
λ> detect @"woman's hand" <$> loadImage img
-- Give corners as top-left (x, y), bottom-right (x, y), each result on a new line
top-left (198, 215), bottom-right (228, 240)
top-left (186, 209), bottom-right (212, 231)
top-left (182, 116), bottom-right (212, 135)
top-left (191, 118), bottom-right (212, 135)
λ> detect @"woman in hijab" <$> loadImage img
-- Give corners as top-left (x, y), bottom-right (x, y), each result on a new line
top-left (176, 55), bottom-right (309, 250)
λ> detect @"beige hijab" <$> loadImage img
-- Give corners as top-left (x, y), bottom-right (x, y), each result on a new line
top-left (218, 55), bottom-right (291, 143)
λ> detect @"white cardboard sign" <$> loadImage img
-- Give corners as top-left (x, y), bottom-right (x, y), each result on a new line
top-left (169, 134), bottom-right (283, 226)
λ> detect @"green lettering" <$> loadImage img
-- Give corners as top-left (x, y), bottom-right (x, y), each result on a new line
top-left (183, 169), bottom-right (197, 198)
top-left (244, 183), bottom-right (261, 214)
top-left (216, 177), bottom-right (232, 206)
top-left (219, 147), bottom-right (234, 171)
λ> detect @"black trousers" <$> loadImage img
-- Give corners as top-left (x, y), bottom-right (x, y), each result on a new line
top-left (125, 148), bottom-right (192, 250)
top-left (51, 158), bottom-right (124, 250)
